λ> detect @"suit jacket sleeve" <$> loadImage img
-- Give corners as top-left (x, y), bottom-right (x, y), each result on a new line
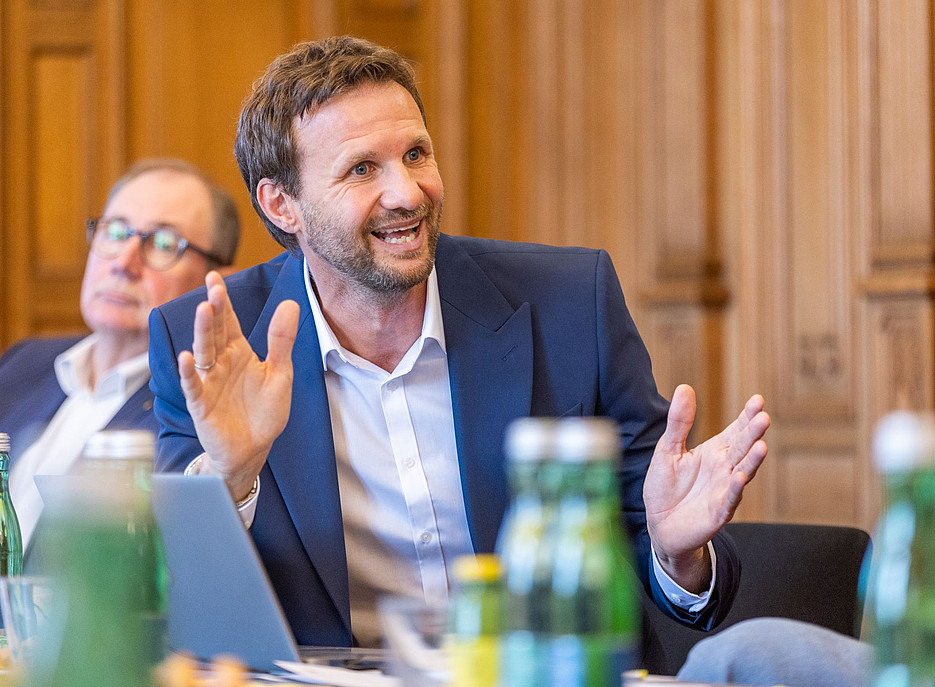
top-left (148, 295), bottom-right (206, 474)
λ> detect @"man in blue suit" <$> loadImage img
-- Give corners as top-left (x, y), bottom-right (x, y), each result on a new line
top-left (0, 158), bottom-right (240, 544)
top-left (148, 36), bottom-right (771, 664)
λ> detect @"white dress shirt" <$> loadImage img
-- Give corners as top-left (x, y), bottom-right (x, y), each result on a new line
top-left (9, 335), bottom-right (150, 544)
top-left (305, 263), bottom-right (474, 647)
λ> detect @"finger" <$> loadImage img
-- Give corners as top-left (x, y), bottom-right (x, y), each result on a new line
top-left (737, 394), bottom-right (766, 433)
top-left (723, 470), bottom-right (749, 515)
top-left (191, 299), bottom-right (216, 374)
top-left (726, 410), bottom-right (771, 466)
top-left (205, 271), bottom-right (229, 350)
top-left (205, 271), bottom-right (240, 347)
top-left (656, 384), bottom-right (697, 458)
top-left (178, 350), bottom-right (204, 404)
top-left (266, 300), bottom-right (300, 375)
top-left (718, 394), bottom-right (767, 443)
top-left (735, 438), bottom-right (768, 482)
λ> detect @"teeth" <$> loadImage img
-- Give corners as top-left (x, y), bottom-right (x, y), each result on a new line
top-left (383, 232), bottom-right (415, 245)
top-left (372, 221), bottom-right (420, 244)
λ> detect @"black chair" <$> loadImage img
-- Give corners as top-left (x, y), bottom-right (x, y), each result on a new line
top-left (642, 521), bottom-right (872, 675)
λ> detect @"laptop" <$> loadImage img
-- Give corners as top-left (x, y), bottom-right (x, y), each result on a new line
top-left (150, 473), bottom-right (303, 671)
top-left (35, 473), bottom-right (303, 672)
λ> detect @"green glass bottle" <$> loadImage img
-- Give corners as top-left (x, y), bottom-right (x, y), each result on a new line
top-left (548, 417), bottom-right (639, 687)
top-left (0, 433), bottom-right (23, 577)
top-left (496, 417), bottom-right (557, 687)
top-left (868, 412), bottom-right (935, 687)
top-left (35, 430), bottom-right (167, 687)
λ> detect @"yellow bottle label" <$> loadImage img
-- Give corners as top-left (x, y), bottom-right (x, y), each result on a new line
top-left (451, 636), bottom-right (498, 687)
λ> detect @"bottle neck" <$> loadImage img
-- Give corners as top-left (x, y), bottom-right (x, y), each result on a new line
top-left (558, 458), bottom-right (618, 502)
top-left (508, 460), bottom-right (542, 497)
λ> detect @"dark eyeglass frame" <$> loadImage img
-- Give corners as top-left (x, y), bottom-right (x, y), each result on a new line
top-left (86, 218), bottom-right (227, 270)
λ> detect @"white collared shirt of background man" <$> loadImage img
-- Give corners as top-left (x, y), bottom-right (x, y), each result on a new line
top-left (9, 335), bottom-right (150, 544)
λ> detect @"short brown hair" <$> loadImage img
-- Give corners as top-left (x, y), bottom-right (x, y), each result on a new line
top-left (234, 36), bottom-right (425, 253)
top-left (106, 158), bottom-right (241, 266)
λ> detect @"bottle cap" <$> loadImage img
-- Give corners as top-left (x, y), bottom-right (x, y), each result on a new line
top-left (554, 416), bottom-right (621, 462)
top-left (83, 430), bottom-right (155, 460)
top-left (504, 417), bottom-right (553, 462)
top-left (453, 554), bottom-right (501, 583)
top-left (872, 411), bottom-right (935, 473)
top-left (0, 433), bottom-right (9, 454)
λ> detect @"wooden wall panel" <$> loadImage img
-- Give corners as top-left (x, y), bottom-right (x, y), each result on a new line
top-left (636, 1), bottom-right (725, 443)
top-left (856, 0), bottom-right (935, 530)
top-left (780, 450), bottom-right (858, 524)
top-left (873, 0), bottom-right (933, 266)
top-left (33, 54), bottom-right (92, 279)
top-left (1, 0), bottom-right (124, 345)
top-left (782, 1), bottom-right (854, 419)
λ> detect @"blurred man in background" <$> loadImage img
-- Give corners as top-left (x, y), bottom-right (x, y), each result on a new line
top-left (0, 158), bottom-right (240, 544)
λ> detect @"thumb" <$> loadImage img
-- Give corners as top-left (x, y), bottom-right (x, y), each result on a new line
top-left (657, 384), bottom-right (697, 456)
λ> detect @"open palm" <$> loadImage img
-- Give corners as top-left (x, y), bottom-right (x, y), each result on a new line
top-left (178, 271), bottom-right (300, 500)
top-left (644, 384), bottom-right (770, 563)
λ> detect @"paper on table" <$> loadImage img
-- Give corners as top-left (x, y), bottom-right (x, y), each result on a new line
top-left (274, 661), bottom-right (400, 687)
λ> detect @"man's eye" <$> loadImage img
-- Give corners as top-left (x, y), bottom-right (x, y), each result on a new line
top-left (152, 230), bottom-right (180, 253)
top-left (351, 163), bottom-right (369, 176)
top-left (405, 148), bottom-right (422, 162)
top-left (106, 221), bottom-right (130, 241)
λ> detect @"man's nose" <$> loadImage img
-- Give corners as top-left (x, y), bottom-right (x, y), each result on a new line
top-left (109, 236), bottom-right (145, 277)
top-left (379, 165), bottom-right (423, 211)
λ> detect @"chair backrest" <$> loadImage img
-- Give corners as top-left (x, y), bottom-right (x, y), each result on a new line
top-left (642, 521), bottom-right (872, 676)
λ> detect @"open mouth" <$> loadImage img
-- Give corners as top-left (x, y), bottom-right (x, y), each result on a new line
top-left (371, 220), bottom-right (421, 245)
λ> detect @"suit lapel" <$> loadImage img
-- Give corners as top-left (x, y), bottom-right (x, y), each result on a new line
top-left (246, 255), bottom-right (351, 634)
top-left (436, 236), bottom-right (533, 553)
top-left (107, 384), bottom-right (157, 432)
top-left (6, 377), bottom-right (66, 464)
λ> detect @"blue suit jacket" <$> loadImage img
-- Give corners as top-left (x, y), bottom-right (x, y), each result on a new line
top-left (0, 336), bottom-right (158, 463)
top-left (148, 234), bottom-right (740, 653)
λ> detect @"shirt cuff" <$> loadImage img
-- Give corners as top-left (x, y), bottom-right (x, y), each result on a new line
top-left (184, 454), bottom-right (260, 528)
top-left (650, 540), bottom-right (717, 613)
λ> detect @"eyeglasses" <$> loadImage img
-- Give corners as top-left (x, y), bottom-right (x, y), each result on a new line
top-left (86, 218), bottom-right (226, 270)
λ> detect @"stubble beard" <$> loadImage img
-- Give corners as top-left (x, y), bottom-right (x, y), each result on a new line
top-left (300, 199), bottom-right (442, 296)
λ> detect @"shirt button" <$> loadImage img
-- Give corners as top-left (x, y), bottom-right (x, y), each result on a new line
top-left (420, 531), bottom-right (432, 544)
top-left (387, 380), bottom-right (399, 392)
top-left (404, 457), bottom-right (416, 469)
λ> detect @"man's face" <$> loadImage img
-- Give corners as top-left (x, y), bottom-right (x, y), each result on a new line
top-left (80, 170), bottom-right (215, 340)
top-left (291, 81), bottom-right (444, 295)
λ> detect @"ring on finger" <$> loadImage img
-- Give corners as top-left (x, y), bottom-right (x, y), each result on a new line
top-left (194, 360), bottom-right (216, 371)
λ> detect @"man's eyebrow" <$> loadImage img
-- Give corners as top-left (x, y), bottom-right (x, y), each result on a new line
top-left (410, 134), bottom-right (433, 149)
top-left (337, 150), bottom-right (380, 171)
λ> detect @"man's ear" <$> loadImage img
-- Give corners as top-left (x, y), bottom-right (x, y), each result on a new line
top-left (256, 178), bottom-right (301, 235)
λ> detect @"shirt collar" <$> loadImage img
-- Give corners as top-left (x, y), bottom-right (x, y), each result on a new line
top-left (303, 258), bottom-right (446, 372)
top-left (54, 334), bottom-right (151, 399)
